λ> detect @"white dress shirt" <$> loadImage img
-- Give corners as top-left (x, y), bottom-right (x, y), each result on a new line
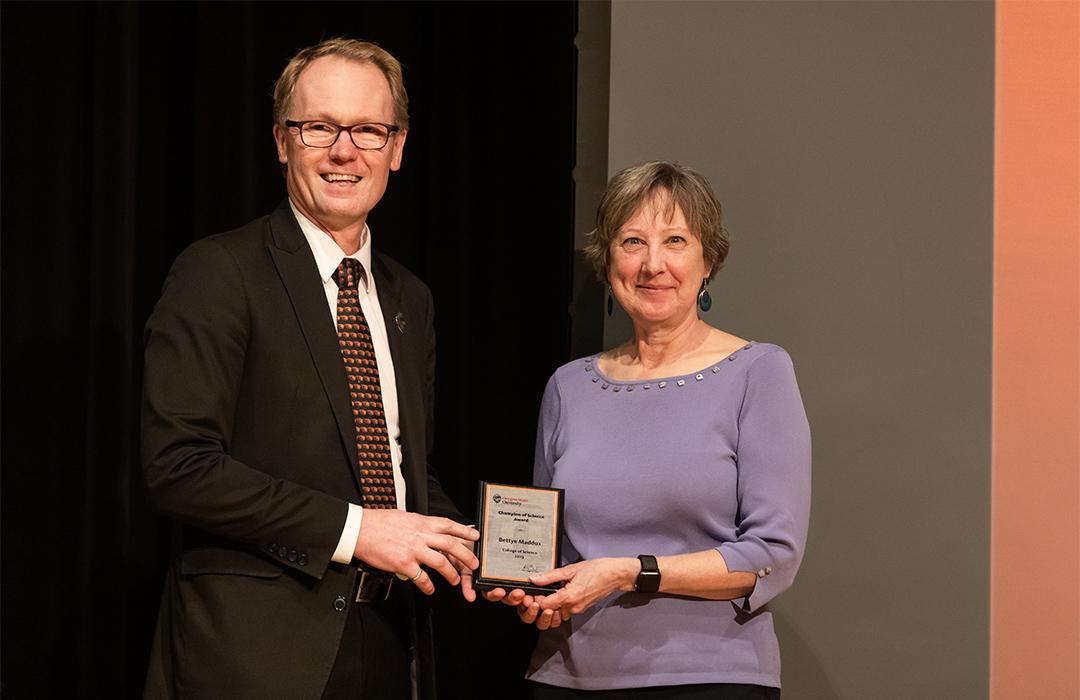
top-left (289, 201), bottom-right (407, 565)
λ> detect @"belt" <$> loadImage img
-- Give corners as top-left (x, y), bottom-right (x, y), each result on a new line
top-left (355, 565), bottom-right (395, 603)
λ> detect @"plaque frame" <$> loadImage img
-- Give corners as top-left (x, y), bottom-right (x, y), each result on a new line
top-left (473, 481), bottom-right (564, 595)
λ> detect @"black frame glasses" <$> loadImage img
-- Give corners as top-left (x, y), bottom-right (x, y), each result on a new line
top-left (284, 120), bottom-right (401, 151)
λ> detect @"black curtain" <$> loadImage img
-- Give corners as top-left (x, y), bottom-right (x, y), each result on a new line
top-left (0, 2), bottom-right (578, 696)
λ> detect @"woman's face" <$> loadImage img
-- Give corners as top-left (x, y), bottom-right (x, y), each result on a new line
top-left (608, 194), bottom-right (709, 328)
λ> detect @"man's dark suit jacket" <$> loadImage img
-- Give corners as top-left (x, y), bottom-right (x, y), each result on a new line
top-left (142, 201), bottom-right (462, 698)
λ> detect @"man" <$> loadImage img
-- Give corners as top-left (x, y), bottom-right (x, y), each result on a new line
top-left (142, 38), bottom-right (478, 699)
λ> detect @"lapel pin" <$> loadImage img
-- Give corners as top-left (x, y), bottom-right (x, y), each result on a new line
top-left (394, 312), bottom-right (407, 335)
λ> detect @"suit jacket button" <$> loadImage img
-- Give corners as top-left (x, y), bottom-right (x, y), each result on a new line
top-left (278, 546), bottom-right (288, 558)
top-left (333, 596), bottom-right (347, 612)
top-left (288, 549), bottom-right (298, 562)
top-left (298, 553), bottom-right (308, 566)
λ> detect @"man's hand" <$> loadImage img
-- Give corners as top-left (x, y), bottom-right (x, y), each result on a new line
top-left (353, 510), bottom-right (479, 595)
top-left (447, 548), bottom-right (479, 602)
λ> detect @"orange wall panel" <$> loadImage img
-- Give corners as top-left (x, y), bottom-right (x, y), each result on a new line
top-left (992, 1), bottom-right (1080, 698)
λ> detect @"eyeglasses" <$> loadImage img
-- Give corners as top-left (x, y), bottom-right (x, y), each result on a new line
top-left (284, 120), bottom-right (401, 150)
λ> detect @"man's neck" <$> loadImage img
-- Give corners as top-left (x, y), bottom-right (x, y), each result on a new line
top-left (324, 225), bottom-right (365, 256)
top-left (289, 200), bottom-right (366, 255)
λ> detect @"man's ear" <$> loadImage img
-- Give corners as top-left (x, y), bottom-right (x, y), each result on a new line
top-left (273, 124), bottom-right (288, 165)
top-left (389, 129), bottom-right (407, 172)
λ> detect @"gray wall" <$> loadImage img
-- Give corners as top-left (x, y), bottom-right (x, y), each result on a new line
top-left (602, 2), bottom-right (994, 697)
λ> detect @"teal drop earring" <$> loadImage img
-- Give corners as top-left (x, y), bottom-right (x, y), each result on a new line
top-left (697, 279), bottom-right (712, 312)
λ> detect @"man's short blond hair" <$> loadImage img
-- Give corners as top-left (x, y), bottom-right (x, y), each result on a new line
top-left (273, 37), bottom-right (409, 130)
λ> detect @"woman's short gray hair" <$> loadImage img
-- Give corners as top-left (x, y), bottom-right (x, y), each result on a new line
top-left (583, 161), bottom-right (729, 282)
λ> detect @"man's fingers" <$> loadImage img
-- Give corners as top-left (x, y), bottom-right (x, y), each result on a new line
top-left (445, 552), bottom-right (471, 575)
top-left (417, 548), bottom-right (460, 586)
top-left (446, 554), bottom-right (478, 602)
top-left (409, 568), bottom-right (436, 595)
top-left (459, 569), bottom-right (476, 602)
top-left (428, 533), bottom-right (479, 571)
top-left (427, 516), bottom-right (479, 541)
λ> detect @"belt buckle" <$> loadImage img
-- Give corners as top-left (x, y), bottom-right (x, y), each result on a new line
top-left (355, 568), bottom-right (393, 603)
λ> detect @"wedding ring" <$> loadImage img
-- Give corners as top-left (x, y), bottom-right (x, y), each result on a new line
top-left (411, 569), bottom-right (425, 582)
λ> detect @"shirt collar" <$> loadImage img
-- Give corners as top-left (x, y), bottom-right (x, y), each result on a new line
top-left (288, 199), bottom-right (373, 292)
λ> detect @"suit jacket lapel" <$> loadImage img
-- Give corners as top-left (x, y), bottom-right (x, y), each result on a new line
top-left (371, 253), bottom-right (423, 510)
top-left (265, 201), bottom-right (359, 479)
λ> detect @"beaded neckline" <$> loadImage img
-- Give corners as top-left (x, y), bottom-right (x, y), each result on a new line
top-left (584, 342), bottom-right (755, 392)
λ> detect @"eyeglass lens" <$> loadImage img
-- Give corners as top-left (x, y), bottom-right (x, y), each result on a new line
top-left (300, 122), bottom-right (390, 149)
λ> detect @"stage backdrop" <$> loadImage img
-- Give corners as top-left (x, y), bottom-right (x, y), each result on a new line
top-left (602, 2), bottom-right (995, 697)
top-left (1, 2), bottom-right (575, 697)
top-left (593, 2), bottom-right (1078, 698)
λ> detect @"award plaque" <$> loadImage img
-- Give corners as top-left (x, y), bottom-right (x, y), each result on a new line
top-left (474, 481), bottom-right (564, 594)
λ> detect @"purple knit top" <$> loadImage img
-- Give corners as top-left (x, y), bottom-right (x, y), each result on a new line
top-left (526, 342), bottom-right (811, 690)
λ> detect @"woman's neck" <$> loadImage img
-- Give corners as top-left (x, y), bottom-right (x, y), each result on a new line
top-left (625, 316), bottom-right (709, 371)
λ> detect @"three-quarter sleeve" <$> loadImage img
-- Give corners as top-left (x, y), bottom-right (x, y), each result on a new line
top-left (532, 374), bottom-right (563, 489)
top-left (716, 349), bottom-right (811, 612)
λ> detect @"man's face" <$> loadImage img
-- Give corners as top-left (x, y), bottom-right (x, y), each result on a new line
top-left (273, 56), bottom-right (406, 234)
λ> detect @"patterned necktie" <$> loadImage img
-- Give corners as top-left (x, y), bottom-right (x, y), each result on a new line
top-left (332, 258), bottom-right (398, 509)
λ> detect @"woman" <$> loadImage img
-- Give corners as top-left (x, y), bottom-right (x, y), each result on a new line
top-left (489, 161), bottom-right (811, 699)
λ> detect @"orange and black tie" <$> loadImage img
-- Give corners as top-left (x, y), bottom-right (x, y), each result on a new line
top-left (332, 258), bottom-right (398, 509)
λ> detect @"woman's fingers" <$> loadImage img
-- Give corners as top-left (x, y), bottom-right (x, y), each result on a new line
top-left (536, 607), bottom-right (566, 630)
top-left (518, 600), bottom-right (541, 624)
top-left (529, 563), bottom-right (575, 587)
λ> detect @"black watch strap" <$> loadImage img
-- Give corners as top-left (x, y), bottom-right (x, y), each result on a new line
top-left (635, 554), bottom-right (661, 594)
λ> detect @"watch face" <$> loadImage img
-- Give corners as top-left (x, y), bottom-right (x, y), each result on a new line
top-left (636, 555), bottom-right (661, 593)
top-left (636, 571), bottom-right (660, 593)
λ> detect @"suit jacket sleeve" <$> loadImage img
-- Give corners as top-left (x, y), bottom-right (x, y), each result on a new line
top-left (142, 237), bottom-right (347, 579)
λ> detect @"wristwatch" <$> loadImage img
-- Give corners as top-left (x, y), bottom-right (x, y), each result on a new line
top-left (635, 554), bottom-right (661, 594)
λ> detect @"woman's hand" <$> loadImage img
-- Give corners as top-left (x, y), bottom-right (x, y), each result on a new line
top-left (517, 594), bottom-right (568, 630)
top-left (481, 587), bottom-right (540, 625)
top-left (493, 552), bottom-right (752, 628)
top-left (529, 557), bottom-right (638, 618)
top-left (480, 587), bottom-right (569, 629)
top-left (481, 586), bottom-right (534, 608)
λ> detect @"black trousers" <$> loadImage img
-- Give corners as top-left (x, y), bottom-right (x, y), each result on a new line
top-left (529, 681), bottom-right (781, 700)
top-left (322, 584), bottom-right (413, 700)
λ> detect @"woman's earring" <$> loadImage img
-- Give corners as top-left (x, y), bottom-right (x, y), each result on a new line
top-left (697, 280), bottom-right (713, 312)
top-left (606, 285), bottom-right (614, 317)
